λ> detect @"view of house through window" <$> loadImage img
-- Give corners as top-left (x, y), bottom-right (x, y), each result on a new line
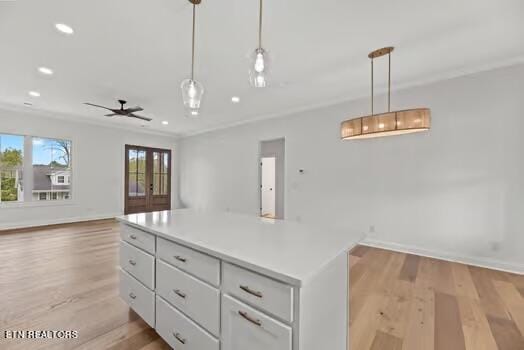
top-left (32, 137), bottom-right (72, 201)
top-left (0, 134), bottom-right (24, 203)
top-left (0, 133), bottom-right (72, 204)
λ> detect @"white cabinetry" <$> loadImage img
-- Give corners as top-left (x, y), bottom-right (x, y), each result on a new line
top-left (221, 294), bottom-right (292, 350)
top-left (118, 210), bottom-right (359, 350)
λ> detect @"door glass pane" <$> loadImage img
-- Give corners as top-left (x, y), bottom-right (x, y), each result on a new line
top-left (162, 153), bottom-right (168, 173)
top-left (153, 174), bottom-right (160, 195)
top-left (161, 174), bottom-right (168, 195)
top-left (137, 173), bottom-right (146, 196)
top-left (152, 151), bottom-right (169, 196)
top-left (128, 149), bottom-right (137, 172)
top-left (128, 173), bottom-right (137, 196)
top-left (137, 150), bottom-right (146, 173)
top-left (153, 152), bottom-right (160, 174)
top-left (128, 148), bottom-right (146, 197)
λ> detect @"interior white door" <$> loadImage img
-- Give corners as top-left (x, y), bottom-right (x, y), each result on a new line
top-left (221, 294), bottom-right (292, 350)
top-left (260, 157), bottom-right (276, 218)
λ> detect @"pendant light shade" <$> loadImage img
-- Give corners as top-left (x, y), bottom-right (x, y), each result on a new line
top-left (341, 108), bottom-right (430, 139)
top-left (341, 47), bottom-right (431, 140)
top-left (181, 79), bottom-right (204, 116)
top-left (181, 0), bottom-right (204, 117)
top-left (249, 48), bottom-right (270, 88)
top-left (250, 0), bottom-right (269, 88)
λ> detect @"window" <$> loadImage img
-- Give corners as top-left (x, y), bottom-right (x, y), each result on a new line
top-left (0, 134), bottom-right (24, 203)
top-left (128, 149), bottom-right (146, 197)
top-left (32, 137), bottom-right (72, 202)
top-left (0, 133), bottom-right (72, 205)
top-left (153, 151), bottom-right (169, 195)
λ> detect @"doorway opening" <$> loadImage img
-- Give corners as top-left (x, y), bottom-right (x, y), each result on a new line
top-left (125, 145), bottom-right (171, 215)
top-left (259, 138), bottom-right (285, 219)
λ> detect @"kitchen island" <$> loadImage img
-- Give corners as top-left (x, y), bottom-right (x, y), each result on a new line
top-left (117, 209), bottom-right (362, 350)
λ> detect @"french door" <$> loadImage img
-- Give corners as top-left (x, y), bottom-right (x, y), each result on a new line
top-left (125, 145), bottom-right (171, 214)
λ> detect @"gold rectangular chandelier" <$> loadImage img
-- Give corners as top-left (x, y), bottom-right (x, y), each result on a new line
top-left (341, 47), bottom-right (431, 140)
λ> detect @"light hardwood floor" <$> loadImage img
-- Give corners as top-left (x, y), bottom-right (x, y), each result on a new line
top-left (0, 220), bottom-right (523, 350)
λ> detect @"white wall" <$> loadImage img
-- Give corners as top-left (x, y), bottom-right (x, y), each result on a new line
top-left (179, 64), bottom-right (524, 273)
top-left (0, 109), bottom-right (179, 229)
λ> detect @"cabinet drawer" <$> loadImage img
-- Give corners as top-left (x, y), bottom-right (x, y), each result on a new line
top-left (221, 294), bottom-right (292, 350)
top-left (120, 241), bottom-right (155, 289)
top-left (157, 238), bottom-right (220, 286)
top-left (120, 224), bottom-right (155, 255)
top-left (222, 263), bottom-right (294, 323)
top-left (119, 270), bottom-right (155, 327)
top-left (156, 260), bottom-right (220, 336)
top-left (156, 296), bottom-right (219, 350)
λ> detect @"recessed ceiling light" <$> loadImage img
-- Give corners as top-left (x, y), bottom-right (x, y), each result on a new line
top-left (162, 121), bottom-right (169, 125)
top-left (29, 91), bottom-right (41, 97)
top-left (38, 67), bottom-right (54, 75)
top-left (55, 23), bottom-right (74, 35)
top-left (231, 96), bottom-right (240, 103)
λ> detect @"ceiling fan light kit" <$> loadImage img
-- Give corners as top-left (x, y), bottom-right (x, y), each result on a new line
top-left (340, 47), bottom-right (431, 140)
top-left (181, 0), bottom-right (205, 117)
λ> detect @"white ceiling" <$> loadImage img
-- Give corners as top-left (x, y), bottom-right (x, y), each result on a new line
top-left (0, 0), bottom-right (523, 136)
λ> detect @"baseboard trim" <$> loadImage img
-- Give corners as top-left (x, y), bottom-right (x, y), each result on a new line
top-left (0, 213), bottom-right (122, 232)
top-left (362, 238), bottom-right (524, 275)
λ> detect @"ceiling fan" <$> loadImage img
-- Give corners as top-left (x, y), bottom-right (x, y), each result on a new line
top-left (84, 99), bottom-right (152, 121)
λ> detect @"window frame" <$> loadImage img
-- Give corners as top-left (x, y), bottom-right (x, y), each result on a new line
top-left (0, 132), bottom-right (74, 208)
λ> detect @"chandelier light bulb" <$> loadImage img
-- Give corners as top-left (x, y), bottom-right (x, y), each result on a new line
top-left (254, 51), bottom-right (265, 73)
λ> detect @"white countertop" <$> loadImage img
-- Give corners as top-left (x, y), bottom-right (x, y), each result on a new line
top-left (118, 209), bottom-right (363, 287)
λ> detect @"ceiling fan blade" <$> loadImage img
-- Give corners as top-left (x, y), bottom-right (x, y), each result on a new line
top-left (128, 113), bottom-right (152, 122)
top-left (84, 102), bottom-right (117, 112)
top-left (125, 106), bottom-right (144, 113)
top-left (105, 113), bottom-right (119, 117)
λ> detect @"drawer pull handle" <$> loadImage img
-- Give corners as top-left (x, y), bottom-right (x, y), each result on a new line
top-left (174, 289), bottom-right (187, 299)
top-left (129, 292), bottom-right (136, 299)
top-left (128, 259), bottom-right (137, 266)
top-left (129, 234), bottom-right (137, 240)
top-left (173, 332), bottom-right (186, 344)
top-left (240, 285), bottom-right (263, 298)
top-left (238, 310), bottom-right (262, 327)
top-left (174, 255), bottom-right (187, 263)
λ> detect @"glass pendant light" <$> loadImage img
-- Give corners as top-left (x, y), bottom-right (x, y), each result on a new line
top-left (181, 0), bottom-right (204, 116)
top-left (249, 0), bottom-right (269, 88)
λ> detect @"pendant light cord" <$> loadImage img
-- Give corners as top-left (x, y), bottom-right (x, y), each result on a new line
top-left (388, 52), bottom-right (391, 112)
top-left (258, 0), bottom-right (263, 49)
top-left (371, 58), bottom-right (374, 116)
top-left (191, 4), bottom-right (196, 80)
top-left (370, 51), bottom-right (393, 115)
